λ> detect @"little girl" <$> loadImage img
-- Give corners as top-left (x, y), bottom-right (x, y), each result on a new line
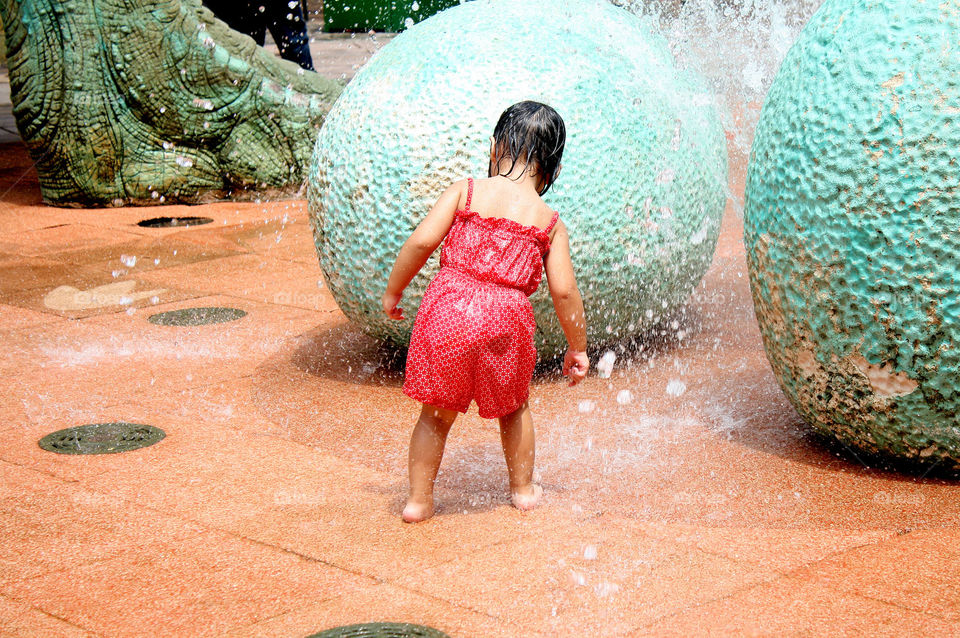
top-left (382, 101), bottom-right (589, 523)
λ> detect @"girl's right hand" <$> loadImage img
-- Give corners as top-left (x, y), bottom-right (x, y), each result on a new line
top-left (563, 349), bottom-right (589, 386)
top-left (382, 291), bottom-right (404, 320)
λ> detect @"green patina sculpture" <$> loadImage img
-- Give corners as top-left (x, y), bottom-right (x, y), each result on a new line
top-left (1, 0), bottom-right (342, 206)
top-left (745, 0), bottom-right (960, 470)
top-left (308, 0), bottom-right (727, 356)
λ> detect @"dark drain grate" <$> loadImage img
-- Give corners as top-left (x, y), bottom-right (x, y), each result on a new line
top-left (307, 623), bottom-right (451, 638)
top-left (38, 422), bottom-right (166, 455)
top-left (148, 306), bottom-right (247, 327)
top-left (137, 216), bottom-right (214, 228)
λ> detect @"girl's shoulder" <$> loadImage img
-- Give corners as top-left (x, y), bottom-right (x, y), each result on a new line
top-left (447, 177), bottom-right (472, 211)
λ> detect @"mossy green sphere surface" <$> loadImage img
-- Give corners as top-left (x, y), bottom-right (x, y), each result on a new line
top-left (308, 0), bottom-right (727, 355)
top-left (745, 0), bottom-right (960, 469)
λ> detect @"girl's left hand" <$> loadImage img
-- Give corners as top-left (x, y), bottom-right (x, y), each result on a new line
top-left (382, 291), bottom-right (404, 320)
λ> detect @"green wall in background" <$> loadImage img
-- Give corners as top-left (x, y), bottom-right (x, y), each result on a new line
top-left (322, 0), bottom-right (461, 32)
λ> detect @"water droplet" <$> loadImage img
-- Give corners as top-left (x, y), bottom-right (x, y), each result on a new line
top-left (666, 379), bottom-right (687, 397)
top-left (597, 351), bottom-right (616, 378)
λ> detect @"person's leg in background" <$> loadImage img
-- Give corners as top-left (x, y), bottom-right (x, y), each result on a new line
top-left (265, 0), bottom-right (315, 70)
top-left (201, 0), bottom-right (268, 45)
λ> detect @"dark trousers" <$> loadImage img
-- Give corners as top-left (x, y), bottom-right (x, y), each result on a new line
top-left (203, 0), bottom-right (315, 71)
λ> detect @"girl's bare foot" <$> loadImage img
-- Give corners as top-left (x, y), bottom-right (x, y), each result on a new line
top-left (511, 483), bottom-right (543, 511)
top-left (402, 497), bottom-right (435, 523)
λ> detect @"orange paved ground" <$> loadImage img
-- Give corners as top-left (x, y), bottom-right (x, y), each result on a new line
top-left (2, 37), bottom-right (960, 638)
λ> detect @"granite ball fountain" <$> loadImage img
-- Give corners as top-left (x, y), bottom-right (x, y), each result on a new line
top-left (307, 0), bottom-right (728, 356)
top-left (745, 0), bottom-right (960, 470)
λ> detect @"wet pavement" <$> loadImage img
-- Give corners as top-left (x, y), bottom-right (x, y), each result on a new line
top-left (1, 31), bottom-right (959, 638)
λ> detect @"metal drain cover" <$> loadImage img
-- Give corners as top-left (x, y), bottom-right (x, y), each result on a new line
top-left (38, 422), bottom-right (166, 455)
top-left (307, 624), bottom-right (451, 638)
top-left (137, 216), bottom-right (214, 228)
top-left (148, 306), bottom-right (247, 327)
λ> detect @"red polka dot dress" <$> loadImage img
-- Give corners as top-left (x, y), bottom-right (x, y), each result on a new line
top-left (403, 177), bottom-right (559, 419)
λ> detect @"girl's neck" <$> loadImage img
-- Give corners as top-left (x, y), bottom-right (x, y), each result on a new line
top-left (490, 157), bottom-right (545, 194)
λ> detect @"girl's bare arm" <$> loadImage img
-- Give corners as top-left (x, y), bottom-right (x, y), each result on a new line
top-left (544, 221), bottom-right (589, 383)
top-left (382, 180), bottom-right (464, 319)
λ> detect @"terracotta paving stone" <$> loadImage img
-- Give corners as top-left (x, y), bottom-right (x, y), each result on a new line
top-left (228, 219), bottom-right (321, 265)
top-left (0, 593), bottom-right (97, 637)
top-left (633, 522), bottom-right (896, 574)
top-left (0, 191), bottom-right (74, 237)
top-left (787, 529), bottom-right (960, 622)
top-left (0, 403), bottom-right (206, 484)
top-left (113, 376), bottom-right (310, 439)
top-left (0, 301), bottom-right (67, 333)
top-left (71, 199), bottom-right (308, 238)
top-left (0, 460), bottom-right (206, 585)
top-left (74, 422), bottom-right (386, 532)
top-left (0, 204), bottom-right (73, 236)
top-left (2, 294), bottom-right (320, 422)
top-left (633, 572), bottom-right (959, 636)
top-left (0, 457), bottom-right (73, 497)
top-left (0, 255), bottom-right (202, 319)
top-left (226, 581), bottom-right (515, 638)
top-left (389, 515), bottom-right (779, 636)
top-left (161, 215), bottom-right (320, 266)
top-left (0, 224), bottom-right (145, 257)
top-left (71, 412), bottom-right (542, 582)
top-left (234, 495), bottom-right (593, 586)
top-left (51, 233), bottom-right (247, 273)
top-left (136, 252), bottom-right (340, 312)
top-left (0, 256), bottom-right (107, 297)
top-left (0, 384), bottom-right (34, 434)
top-left (0, 529), bottom-right (374, 638)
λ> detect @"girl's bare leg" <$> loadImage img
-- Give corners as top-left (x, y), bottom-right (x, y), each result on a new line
top-left (498, 401), bottom-right (543, 511)
top-left (404, 404), bottom-right (458, 523)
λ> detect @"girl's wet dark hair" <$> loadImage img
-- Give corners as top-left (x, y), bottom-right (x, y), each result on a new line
top-left (489, 101), bottom-right (566, 195)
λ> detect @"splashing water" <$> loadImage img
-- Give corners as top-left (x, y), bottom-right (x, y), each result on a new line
top-left (613, 0), bottom-right (825, 212)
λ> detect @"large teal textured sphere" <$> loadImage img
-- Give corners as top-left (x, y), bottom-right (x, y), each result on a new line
top-left (308, 0), bottom-right (727, 355)
top-left (745, 0), bottom-right (960, 468)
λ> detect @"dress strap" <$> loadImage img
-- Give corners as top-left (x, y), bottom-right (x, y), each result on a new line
top-left (544, 210), bottom-right (560, 234)
top-left (464, 177), bottom-right (474, 212)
